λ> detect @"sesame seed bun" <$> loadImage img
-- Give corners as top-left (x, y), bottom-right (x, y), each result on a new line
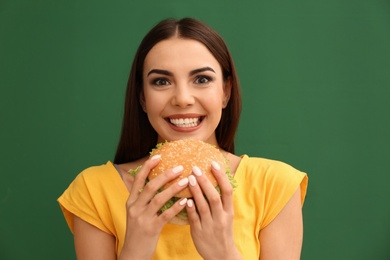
top-left (148, 139), bottom-right (227, 198)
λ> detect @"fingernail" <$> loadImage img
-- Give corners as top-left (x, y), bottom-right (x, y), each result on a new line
top-left (188, 175), bottom-right (197, 186)
top-left (172, 165), bottom-right (184, 174)
top-left (179, 198), bottom-right (188, 206)
top-left (211, 161), bottom-right (220, 171)
top-left (187, 199), bottom-right (194, 207)
top-left (192, 166), bottom-right (202, 176)
top-left (151, 154), bottom-right (161, 161)
top-left (178, 177), bottom-right (188, 186)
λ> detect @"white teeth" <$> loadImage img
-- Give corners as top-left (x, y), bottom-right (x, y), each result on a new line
top-left (170, 117), bottom-right (200, 127)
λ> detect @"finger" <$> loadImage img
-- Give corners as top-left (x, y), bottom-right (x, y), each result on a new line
top-left (157, 197), bottom-right (188, 226)
top-left (136, 165), bottom-right (184, 206)
top-left (186, 199), bottom-right (201, 227)
top-left (188, 171), bottom-right (214, 221)
top-left (194, 165), bottom-right (223, 217)
top-left (128, 155), bottom-right (162, 204)
top-left (145, 176), bottom-right (189, 217)
top-left (210, 161), bottom-right (234, 213)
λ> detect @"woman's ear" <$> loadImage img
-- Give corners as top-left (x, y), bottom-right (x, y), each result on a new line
top-left (139, 93), bottom-right (147, 113)
top-left (223, 78), bottom-right (232, 108)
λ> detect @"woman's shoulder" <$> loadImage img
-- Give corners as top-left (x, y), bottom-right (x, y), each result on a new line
top-left (77, 156), bottom-right (146, 178)
top-left (116, 156), bottom-right (147, 176)
top-left (66, 162), bottom-right (119, 190)
top-left (239, 155), bottom-right (300, 173)
top-left (236, 155), bottom-right (308, 207)
top-left (67, 160), bottom-right (130, 196)
top-left (78, 161), bottom-right (116, 177)
top-left (236, 155), bottom-right (307, 187)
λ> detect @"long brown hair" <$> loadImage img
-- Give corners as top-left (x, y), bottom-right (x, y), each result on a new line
top-left (114, 18), bottom-right (241, 164)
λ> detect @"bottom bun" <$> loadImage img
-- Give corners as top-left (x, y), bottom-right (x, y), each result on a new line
top-left (169, 215), bottom-right (189, 225)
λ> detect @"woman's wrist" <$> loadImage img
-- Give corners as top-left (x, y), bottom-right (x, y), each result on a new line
top-left (224, 248), bottom-right (243, 260)
top-left (204, 247), bottom-right (242, 260)
top-left (118, 246), bottom-right (152, 260)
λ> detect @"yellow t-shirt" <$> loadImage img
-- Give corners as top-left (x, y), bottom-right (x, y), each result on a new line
top-left (58, 155), bottom-right (308, 259)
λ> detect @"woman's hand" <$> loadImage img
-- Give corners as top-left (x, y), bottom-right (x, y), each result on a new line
top-left (186, 161), bottom-right (242, 260)
top-left (119, 155), bottom-right (189, 260)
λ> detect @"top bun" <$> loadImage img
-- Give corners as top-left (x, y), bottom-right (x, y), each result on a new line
top-left (148, 139), bottom-right (227, 198)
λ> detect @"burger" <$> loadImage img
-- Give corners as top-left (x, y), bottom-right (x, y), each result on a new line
top-left (129, 139), bottom-right (237, 225)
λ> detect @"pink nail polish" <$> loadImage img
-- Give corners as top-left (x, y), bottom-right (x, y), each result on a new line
top-left (151, 154), bottom-right (161, 161)
top-left (178, 178), bottom-right (188, 186)
top-left (172, 165), bottom-right (184, 174)
top-left (192, 166), bottom-right (202, 176)
top-left (187, 199), bottom-right (194, 207)
top-left (179, 198), bottom-right (188, 206)
top-left (211, 161), bottom-right (220, 171)
top-left (188, 175), bottom-right (197, 186)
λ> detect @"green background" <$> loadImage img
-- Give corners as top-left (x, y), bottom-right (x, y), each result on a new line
top-left (1, 0), bottom-right (389, 259)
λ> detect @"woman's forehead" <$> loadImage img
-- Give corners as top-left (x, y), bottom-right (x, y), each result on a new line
top-left (144, 38), bottom-right (221, 74)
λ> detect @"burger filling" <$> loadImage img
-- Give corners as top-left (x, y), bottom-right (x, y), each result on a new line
top-left (129, 162), bottom-right (237, 220)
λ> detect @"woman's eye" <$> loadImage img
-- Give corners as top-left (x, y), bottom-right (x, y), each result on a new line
top-left (194, 76), bottom-right (212, 84)
top-left (152, 78), bottom-right (170, 86)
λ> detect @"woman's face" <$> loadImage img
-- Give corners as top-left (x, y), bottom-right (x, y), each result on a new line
top-left (142, 37), bottom-right (230, 146)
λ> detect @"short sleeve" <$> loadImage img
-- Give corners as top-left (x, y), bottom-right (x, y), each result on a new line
top-left (260, 160), bottom-right (308, 229)
top-left (57, 166), bottom-right (112, 234)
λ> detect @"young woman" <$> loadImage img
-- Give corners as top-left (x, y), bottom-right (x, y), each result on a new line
top-left (58, 18), bottom-right (308, 259)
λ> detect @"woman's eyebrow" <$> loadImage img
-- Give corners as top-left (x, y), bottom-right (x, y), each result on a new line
top-left (190, 66), bottom-right (215, 76)
top-left (147, 69), bottom-right (172, 77)
top-left (147, 66), bottom-right (215, 77)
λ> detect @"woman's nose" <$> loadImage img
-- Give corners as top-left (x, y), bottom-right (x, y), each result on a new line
top-left (171, 85), bottom-right (195, 108)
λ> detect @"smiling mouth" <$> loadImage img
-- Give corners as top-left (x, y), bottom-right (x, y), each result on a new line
top-left (169, 117), bottom-right (203, 128)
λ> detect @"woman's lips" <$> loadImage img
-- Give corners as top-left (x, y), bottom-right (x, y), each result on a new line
top-left (166, 115), bottom-right (204, 131)
top-left (169, 117), bottom-right (200, 128)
